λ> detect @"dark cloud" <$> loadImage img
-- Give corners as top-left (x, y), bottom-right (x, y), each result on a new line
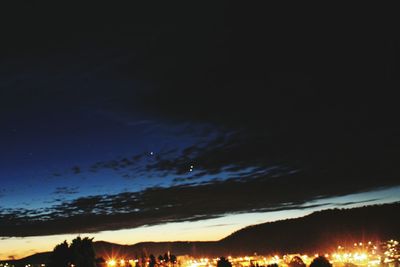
top-left (71, 166), bottom-right (81, 175)
top-left (47, 154), bottom-right (145, 180)
top-left (33, 4), bottom-right (397, 200)
top-left (53, 187), bottom-right (79, 195)
top-left (117, 9), bottom-right (400, 208)
top-left (334, 199), bottom-right (382, 207)
top-left (0, 169), bottom-right (396, 237)
top-left (90, 154), bottom-right (143, 173)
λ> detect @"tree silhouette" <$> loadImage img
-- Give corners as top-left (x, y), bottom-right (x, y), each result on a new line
top-left (149, 254), bottom-right (157, 267)
top-left (158, 255), bottom-right (164, 264)
top-left (164, 252), bottom-right (170, 263)
top-left (69, 237), bottom-right (96, 267)
top-left (217, 257), bottom-right (232, 267)
top-left (48, 240), bottom-right (70, 267)
top-left (289, 256), bottom-right (305, 267)
top-left (309, 256), bottom-right (332, 267)
top-left (95, 257), bottom-right (106, 267)
top-left (170, 254), bottom-right (177, 266)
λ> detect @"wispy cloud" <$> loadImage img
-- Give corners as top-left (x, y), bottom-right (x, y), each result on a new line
top-left (53, 186), bottom-right (79, 195)
top-left (0, 169), bottom-right (397, 237)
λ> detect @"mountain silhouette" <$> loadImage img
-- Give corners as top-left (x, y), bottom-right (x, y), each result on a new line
top-left (2, 203), bottom-right (399, 266)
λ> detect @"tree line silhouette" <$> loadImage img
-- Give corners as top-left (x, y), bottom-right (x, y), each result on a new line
top-left (149, 252), bottom-right (177, 267)
top-left (47, 236), bottom-right (333, 267)
top-left (48, 236), bottom-right (98, 267)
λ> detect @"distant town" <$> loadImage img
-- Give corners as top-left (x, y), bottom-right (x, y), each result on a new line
top-left (1, 239), bottom-right (398, 267)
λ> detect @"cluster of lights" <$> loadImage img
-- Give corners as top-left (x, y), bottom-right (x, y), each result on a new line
top-left (106, 258), bottom-right (138, 266)
top-left (181, 240), bottom-right (399, 267)
top-left (329, 240), bottom-right (381, 265)
top-left (382, 239), bottom-right (399, 263)
top-left (0, 264), bottom-right (46, 267)
top-left (2, 239), bottom-right (399, 267)
top-left (185, 257), bottom-right (214, 267)
top-left (183, 255), bottom-right (288, 267)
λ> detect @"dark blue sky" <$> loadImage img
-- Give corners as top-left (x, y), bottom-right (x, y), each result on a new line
top-left (0, 2), bottom-right (399, 259)
top-left (0, 102), bottom-right (213, 207)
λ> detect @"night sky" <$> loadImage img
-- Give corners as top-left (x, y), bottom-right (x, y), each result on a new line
top-left (1, 3), bottom-right (399, 259)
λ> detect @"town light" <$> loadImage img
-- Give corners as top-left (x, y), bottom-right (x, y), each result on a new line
top-left (107, 259), bottom-right (117, 266)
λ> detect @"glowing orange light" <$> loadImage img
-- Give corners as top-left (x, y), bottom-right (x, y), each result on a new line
top-left (107, 259), bottom-right (117, 266)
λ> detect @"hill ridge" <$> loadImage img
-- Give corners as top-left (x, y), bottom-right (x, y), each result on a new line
top-left (2, 202), bottom-right (399, 265)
